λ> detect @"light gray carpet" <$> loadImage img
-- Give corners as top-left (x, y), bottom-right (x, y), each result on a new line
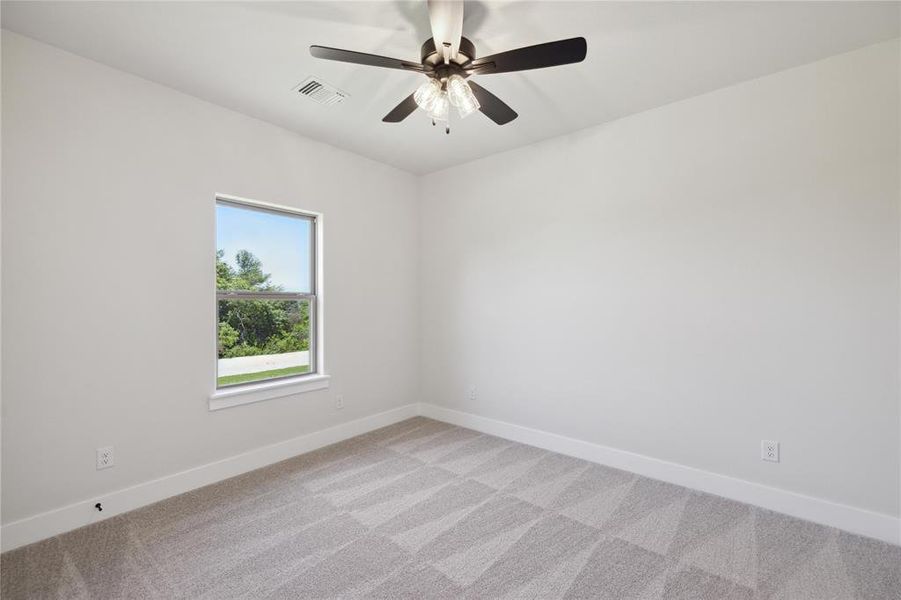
top-left (2, 417), bottom-right (900, 599)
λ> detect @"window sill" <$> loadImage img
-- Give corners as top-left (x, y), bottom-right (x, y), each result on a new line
top-left (209, 374), bottom-right (330, 411)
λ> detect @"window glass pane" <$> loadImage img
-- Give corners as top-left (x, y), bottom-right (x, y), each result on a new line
top-left (217, 298), bottom-right (312, 386)
top-left (216, 202), bottom-right (312, 294)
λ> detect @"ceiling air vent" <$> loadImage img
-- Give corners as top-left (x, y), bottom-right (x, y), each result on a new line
top-left (294, 77), bottom-right (348, 106)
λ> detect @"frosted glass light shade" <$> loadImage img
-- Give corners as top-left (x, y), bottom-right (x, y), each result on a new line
top-left (414, 79), bottom-right (441, 111)
top-left (428, 90), bottom-right (450, 122)
top-left (446, 74), bottom-right (480, 118)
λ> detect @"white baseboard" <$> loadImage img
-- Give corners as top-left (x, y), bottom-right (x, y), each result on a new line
top-left (5, 401), bottom-right (897, 552)
top-left (418, 403), bottom-right (900, 546)
top-left (0, 403), bottom-right (419, 552)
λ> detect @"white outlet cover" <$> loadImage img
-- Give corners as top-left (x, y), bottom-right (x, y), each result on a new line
top-left (335, 395), bottom-right (344, 410)
top-left (96, 446), bottom-right (114, 470)
top-left (761, 440), bottom-right (780, 463)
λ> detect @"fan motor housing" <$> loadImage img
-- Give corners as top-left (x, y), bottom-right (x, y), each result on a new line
top-left (421, 36), bottom-right (476, 69)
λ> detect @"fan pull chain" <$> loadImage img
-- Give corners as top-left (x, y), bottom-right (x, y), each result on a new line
top-left (429, 118), bottom-right (449, 134)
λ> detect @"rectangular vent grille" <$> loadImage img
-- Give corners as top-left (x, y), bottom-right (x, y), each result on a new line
top-left (294, 77), bottom-right (348, 106)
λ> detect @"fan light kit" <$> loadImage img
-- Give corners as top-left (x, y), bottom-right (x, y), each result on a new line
top-left (310, 0), bottom-right (587, 134)
top-left (414, 75), bottom-right (478, 124)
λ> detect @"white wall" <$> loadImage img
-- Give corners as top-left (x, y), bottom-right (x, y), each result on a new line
top-left (421, 40), bottom-right (900, 519)
top-left (1, 32), bottom-right (419, 525)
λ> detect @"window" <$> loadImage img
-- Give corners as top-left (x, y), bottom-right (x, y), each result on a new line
top-left (214, 197), bottom-right (324, 402)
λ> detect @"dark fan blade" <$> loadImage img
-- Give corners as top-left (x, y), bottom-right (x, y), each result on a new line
top-left (383, 93), bottom-right (419, 123)
top-left (465, 37), bottom-right (586, 74)
top-left (310, 46), bottom-right (424, 72)
top-left (468, 82), bottom-right (518, 125)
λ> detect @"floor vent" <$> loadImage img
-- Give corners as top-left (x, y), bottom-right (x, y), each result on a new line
top-left (294, 77), bottom-right (348, 106)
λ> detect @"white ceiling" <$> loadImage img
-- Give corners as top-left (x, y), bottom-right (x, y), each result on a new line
top-left (2, 1), bottom-right (898, 174)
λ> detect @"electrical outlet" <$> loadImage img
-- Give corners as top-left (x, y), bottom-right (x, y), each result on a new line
top-left (761, 440), bottom-right (779, 463)
top-left (467, 387), bottom-right (477, 401)
top-left (335, 394), bottom-right (344, 410)
top-left (96, 446), bottom-right (114, 470)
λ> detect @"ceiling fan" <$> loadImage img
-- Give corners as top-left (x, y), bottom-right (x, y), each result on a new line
top-left (310, 0), bottom-right (587, 133)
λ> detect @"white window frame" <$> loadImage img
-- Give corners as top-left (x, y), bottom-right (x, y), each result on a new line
top-left (209, 194), bottom-right (328, 411)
